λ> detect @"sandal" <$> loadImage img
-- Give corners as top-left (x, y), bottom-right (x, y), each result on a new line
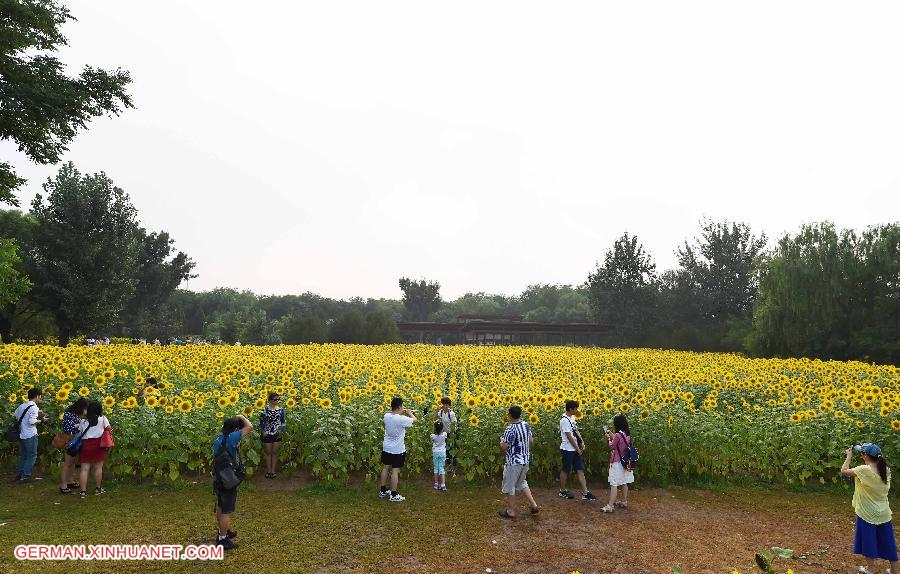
top-left (498, 510), bottom-right (515, 519)
top-left (530, 506), bottom-right (540, 515)
top-left (67, 482), bottom-right (80, 489)
top-left (601, 505), bottom-right (615, 513)
top-left (59, 487), bottom-right (71, 495)
top-left (94, 487), bottom-right (106, 495)
top-left (80, 490), bottom-right (87, 499)
top-left (615, 501), bottom-right (628, 509)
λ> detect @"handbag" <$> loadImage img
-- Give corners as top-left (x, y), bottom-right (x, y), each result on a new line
top-left (4, 404), bottom-right (34, 442)
top-left (66, 422), bottom-right (95, 456)
top-left (52, 431), bottom-right (74, 449)
top-left (99, 426), bottom-right (114, 449)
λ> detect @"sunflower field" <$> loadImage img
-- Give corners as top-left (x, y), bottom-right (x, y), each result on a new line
top-left (1, 343), bottom-right (898, 486)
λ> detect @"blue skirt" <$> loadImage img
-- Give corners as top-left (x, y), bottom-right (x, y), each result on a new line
top-left (854, 515), bottom-right (899, 561)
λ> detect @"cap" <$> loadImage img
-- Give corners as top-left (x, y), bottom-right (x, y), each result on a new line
top-left (854, 443), bottom-right (883, 457)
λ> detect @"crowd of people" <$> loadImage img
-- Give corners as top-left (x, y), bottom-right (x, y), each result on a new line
top-left (6, 389), bottom-right (900, 570)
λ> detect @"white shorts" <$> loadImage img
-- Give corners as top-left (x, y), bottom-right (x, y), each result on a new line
top-left (608, 462), bottom-right (634, 486)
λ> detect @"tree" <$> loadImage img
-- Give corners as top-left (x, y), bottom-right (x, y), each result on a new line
top-left (0, 0), bottom-right (133, 205)
top-left (0, 238), bottom-right (30, 310)
top-left (280, 313), bottom-right (328, 344)
top-left (586, 232), bottom-right (658, 346)
top-left (120, 230), bottom-right (195, 337)
top-left (0, 208), bottom-right (37, 341)
top-left (751, 222), bottom-right (900, 363)
top-left (29, 163), bottom-right (141, 345)
top-left (363, 309), bottom-right (400, 344)
top-left (398, 277), bottom-right (442, 321)
top-left (329, 309), bottom-right (365, 344)
top-left (676, 220), bottom-right (767, 322)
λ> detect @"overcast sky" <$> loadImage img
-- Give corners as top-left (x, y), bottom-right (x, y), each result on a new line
top-left (4, 1), bottom-right (900, 300)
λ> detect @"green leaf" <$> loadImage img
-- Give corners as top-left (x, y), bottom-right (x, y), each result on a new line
top-left (771, 547), bottom-right (793, 558)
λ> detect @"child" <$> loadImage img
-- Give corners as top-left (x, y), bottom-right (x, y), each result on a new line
top-left (431, 421), bottom-right (448, 491)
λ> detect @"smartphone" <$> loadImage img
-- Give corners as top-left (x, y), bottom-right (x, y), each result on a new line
top-left (603, 425), bottom-right (610, 434)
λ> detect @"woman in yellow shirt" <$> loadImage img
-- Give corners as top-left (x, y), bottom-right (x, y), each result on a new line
top-left (841, 443), bottom-right (898, 574)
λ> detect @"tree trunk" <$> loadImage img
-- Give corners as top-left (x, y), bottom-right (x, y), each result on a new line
top-left (0, 315), bottom-right (11, 344)
top-left (58, 326), bottom-right (70, 347)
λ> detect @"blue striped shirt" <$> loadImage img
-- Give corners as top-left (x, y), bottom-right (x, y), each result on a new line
top-left (501, 421), bottom-right (532, 465)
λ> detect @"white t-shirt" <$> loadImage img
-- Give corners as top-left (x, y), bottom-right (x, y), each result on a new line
top-left (79, 416), bottom-right (110, 439)
top-left (559, 414), bottom-right (579, 451)
top-left (431, 432), bottom-right (447, 454)
top-left (436, 409), bottom-right (457, 431)
top-left (383, 412), bottom-right (414, 454)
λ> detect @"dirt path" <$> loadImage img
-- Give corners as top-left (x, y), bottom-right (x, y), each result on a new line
top-left (372, 485), bottom-right (859, 574)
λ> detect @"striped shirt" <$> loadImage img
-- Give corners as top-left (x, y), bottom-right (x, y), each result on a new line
top-left (501, 421), bottom-right (532, 465)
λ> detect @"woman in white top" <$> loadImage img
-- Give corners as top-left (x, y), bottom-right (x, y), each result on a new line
top-left (77, 401), bottom-right (111, 498)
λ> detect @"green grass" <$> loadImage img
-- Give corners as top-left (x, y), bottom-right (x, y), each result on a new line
top-left (0, 478), bottom-right (504, 574)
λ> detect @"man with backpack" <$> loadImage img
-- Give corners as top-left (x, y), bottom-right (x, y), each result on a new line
top-left (558, 400), bottom-right (598, 501)
top-left (212, 415), bottom-right (252, 550)
top-left (11, 388), bottom-right (49, 483)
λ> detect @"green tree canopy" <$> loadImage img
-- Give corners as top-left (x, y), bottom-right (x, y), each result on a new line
top-left (586, 232), bottom-right (658, 346)
top-left (0, 0), bottom-right (133, 205)
top-left (29, 163), bottom-right (141, 345)
top-left (398, 277), bottom-right (442, 321)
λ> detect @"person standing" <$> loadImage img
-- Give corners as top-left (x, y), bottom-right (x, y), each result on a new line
top-left (435, 397), bottom-right (459, 468)
top-left (379, 397), bottom-right (416, 502)
top-left (431, 421), bottom-right (447, 491)
top-left (260, 393), bottom-right (286, 479)
top-left (213, 415), bottom-right (252, 550)
top-left (59, 398), bottom-right (88, 494)
top-left (77, 401), bottom-right (111, 498)
top-left (498, 405), bottom-right (540, 519)
top-left (558, 400), bottom-right (597, 500)
top-left (841, 443), bottom-right (898, 574)
top-left (13, 387), bottom-right (49, 483)
top-left (602, 413), bottom-right (635, 513)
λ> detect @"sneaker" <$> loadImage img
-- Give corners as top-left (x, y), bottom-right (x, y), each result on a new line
top-left (216, 537), bottom-right (238, 550)
top-left (440, 484), bottom-right (447, 492)
top-left (390, 493), bottom-right (406, 502)
top-left (226, 530), bottom-right (237, 539)
top-left (558, 490), bottom-right (575, 499)
top-left (433, 482), bottom-right (439, 490)
top-left (582, 491), bottom-right (598, 501)
top-left (379, 490), bottom-right (390, 498)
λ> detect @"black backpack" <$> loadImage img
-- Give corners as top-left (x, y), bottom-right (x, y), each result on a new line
top-left (212, 434), bottom-right (244, 490)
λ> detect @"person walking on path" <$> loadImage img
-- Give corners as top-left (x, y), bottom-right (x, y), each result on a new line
top-left (379, 397), bottom-right (416, 502)
top-left (558, 400), bottom-right (597, 501)
top-left (13, 387), bottom-right (49, 483)
top-left (498, 405), bottom-right (540, 519)
top-left (841, 443), bottom-right (898, 574)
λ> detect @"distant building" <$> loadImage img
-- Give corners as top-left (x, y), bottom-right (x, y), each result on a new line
top-left (397, 314), bottom-right (613, 346)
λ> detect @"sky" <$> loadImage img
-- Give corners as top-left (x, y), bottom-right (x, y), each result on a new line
top-left (3, 1), bottom-right (900, 300)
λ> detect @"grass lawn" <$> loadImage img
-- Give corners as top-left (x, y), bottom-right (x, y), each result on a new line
top-left (0, 471), bottom-right (871, 574)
